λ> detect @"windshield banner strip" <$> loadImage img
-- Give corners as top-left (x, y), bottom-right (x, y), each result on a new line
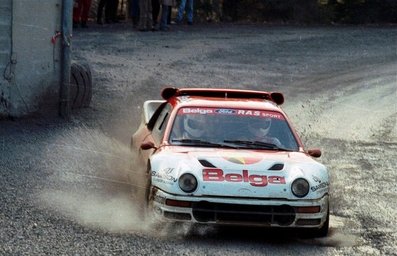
top-left (179, 108), bottom-right (285, 120)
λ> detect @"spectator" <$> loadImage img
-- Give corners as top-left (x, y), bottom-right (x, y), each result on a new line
top-left (129, 0), bottom-right (140, 27)
top-left (152, 0), bottom-right (160, 30)
top-left (108, 0), bottom-right (120, 23)
top-left (167, 6), bottom-right (172, 25)
top-left (138, 0), bottom-right (152, 31)
top-left (160, 0), bottom-right (175, 31)
top-left (73, 0), bottom-right (92, 28)
top-left (175, 0), bottom-right (193, 25)
top-left (97, 0), bottom-right (109, 24)
top-left (97, 0), bottom-right (119, 24)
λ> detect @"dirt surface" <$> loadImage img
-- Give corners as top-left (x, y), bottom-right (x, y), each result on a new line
top-left (1, 23), bottom-right (396, 255)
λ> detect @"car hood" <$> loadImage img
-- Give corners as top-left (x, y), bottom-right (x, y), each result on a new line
top-left (150, 146), bottom-right (329, 199)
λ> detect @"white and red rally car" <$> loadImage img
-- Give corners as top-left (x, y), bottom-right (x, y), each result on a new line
top-left (130, 87), bottom-right (330, 237)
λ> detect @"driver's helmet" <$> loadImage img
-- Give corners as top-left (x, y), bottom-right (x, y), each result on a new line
top-left (184, 114), bottom-right (206, 138)
top-left (248, 117), bottom-right (272, 138)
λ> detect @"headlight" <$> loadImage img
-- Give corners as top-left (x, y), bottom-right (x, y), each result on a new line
top-left (178, 173), bottom-right (198, 193)
top-left (291, 178), bottom-right (309, 198)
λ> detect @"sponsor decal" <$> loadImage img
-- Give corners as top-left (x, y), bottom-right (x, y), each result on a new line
top-left (152, 168), bottom-right (177, 183)
top-left (312, 175), bottom-right (322, 183)
top-left (260, 112), bottom-right (284, 119)
top-left (182, 108), bottom-right (213, 114)
top-left (236, 110), bottom-right (261, 116)
top-left (203, 168), bottom-right (285, 187)
top-left (215, 109), bottom-right (237, 115)
top-left (310, 182), bottom-right (329, 192)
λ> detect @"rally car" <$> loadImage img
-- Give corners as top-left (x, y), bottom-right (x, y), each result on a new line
top-left (129, 87), bottom-right (330, 237)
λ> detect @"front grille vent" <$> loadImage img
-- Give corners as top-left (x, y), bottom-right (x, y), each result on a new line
top-left (192, 202), bottom-right (295, 226)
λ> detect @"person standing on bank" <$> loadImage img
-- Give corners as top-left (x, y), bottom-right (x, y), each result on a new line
top-left (152, 0), bottom-right (160, 30)
top-left (73, 0), bottom-right (92, 28)
top-left (108, 0), bottom-right (120, 23)
top-left (138, 0), bottom-right (152, 31)
top-left (129, 0), bottom-right (140, 27)
top-left (97, 0), bottom-right (109, 24)
top-left (160, 0), bottom-right (175, 31)
top-left (175, 0), bottom-right (193, 25)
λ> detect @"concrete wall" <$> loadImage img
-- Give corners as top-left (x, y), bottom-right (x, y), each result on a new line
top-left (0, 0), bottom-right (63, 118)
top-left (0, 0), bottom-right (12, 116)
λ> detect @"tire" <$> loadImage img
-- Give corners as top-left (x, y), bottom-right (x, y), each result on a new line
top-left (141, 176), bottom-right (151, 220)
top-left (80, 62), bottom-right (92, 108)
top-left (70, 63), bottom-right (84, 108)
top-left (305, 203), bottom-right (330, 238)
top-left (70, 62), bottom-right (93, 109)
top-left (130, 162), bottom-right (151, 221)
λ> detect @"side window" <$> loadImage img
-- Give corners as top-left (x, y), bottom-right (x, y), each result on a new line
top-left (152, 103), bottom-right (172, 144)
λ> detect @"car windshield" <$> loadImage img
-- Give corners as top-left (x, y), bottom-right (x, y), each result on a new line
top-left (169, 107), bottom-right (299, 151)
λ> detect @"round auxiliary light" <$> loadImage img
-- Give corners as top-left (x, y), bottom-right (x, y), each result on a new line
top-left (178, 173), bottom-right (198, 193)
top-left (291, 178), bottom-right (310, 198)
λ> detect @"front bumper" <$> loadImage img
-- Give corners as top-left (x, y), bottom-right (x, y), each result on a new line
top-left (151, 187), bottom-right (329, 228)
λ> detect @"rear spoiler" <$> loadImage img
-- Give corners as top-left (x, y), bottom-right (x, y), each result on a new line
top-left (161, 87), bottom-right (284, 105)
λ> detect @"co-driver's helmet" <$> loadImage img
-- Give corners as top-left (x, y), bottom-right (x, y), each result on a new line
top-left (184, 115), bottom-right (205, 138)
top-left (248, 117), bottom-right (272, 138)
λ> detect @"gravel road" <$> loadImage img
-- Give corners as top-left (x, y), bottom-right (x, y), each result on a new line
top-left (1, 23), bottom-right (396, 255)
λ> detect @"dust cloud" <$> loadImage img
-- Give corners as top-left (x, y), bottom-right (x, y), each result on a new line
top-left (39, 190), bottom-right (148, 232)
top-left (36, 125), bottom-right (220, 237)
top-left (298, 215), bottom-right (362, 247)
top-left (37, 125), bottom-right (153, 233)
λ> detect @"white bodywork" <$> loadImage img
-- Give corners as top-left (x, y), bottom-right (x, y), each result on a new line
top-left (149, 146), bottom-right (329, 228)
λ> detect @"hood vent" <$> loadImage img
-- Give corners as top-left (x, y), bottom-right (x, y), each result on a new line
top-left (198, 159), bottom-right (216, 168)
top-left (268, 163), bottom-right (284, 171)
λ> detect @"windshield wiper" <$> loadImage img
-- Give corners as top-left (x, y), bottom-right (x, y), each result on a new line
top-left (224, 140), bottom-right (292, 151)
top-left (171, 139), bottom-right (237, 148)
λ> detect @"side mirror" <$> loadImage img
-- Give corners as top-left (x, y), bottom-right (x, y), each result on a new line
top-left (307, 148), bottom-right (322, 158)
top-left (140, 141), bottom-right (156, 150)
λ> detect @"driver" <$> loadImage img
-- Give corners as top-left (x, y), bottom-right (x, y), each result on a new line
top-left (247, 117), bottom-right (283, 147)
top-left (184, 114), bottom-right (206, 139)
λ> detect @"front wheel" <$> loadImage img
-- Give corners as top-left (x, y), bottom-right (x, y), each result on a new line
top-left (129, 163), bottom-right (151, 221)
top-left (140, 175), bottom-right (151, 221)
top-left (304, 205), bottom-right (329, 238)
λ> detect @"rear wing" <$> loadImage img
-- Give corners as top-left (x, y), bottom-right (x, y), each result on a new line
top-left (143, 100), bottom-right (165, 124)
top-left (161, 87), bottom-right (284, 105)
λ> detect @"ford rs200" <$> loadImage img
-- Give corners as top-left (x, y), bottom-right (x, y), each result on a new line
top-left (129, 87), bottom-right (330, 237)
